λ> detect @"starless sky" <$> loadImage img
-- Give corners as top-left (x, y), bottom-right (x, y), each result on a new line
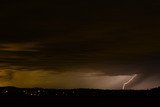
top-left (0, 0), bottom-right (160, 89)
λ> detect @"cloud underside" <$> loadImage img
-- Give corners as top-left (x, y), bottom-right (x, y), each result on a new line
top-left (0, 35), bottom-right (159, 75)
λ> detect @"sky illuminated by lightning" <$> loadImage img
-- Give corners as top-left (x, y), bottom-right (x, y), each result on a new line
top-left (0, 0), bottom-right (160, 89)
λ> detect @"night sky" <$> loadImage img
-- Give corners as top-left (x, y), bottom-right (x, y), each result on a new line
top-left (0, 0), bottom-right (160, 89)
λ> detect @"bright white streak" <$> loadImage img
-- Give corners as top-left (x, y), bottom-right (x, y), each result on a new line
top-left (122, 74), bottom-right (137, 90)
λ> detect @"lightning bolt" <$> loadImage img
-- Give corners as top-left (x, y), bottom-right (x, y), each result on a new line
top-left (122, 74), bottom-right (137, 90)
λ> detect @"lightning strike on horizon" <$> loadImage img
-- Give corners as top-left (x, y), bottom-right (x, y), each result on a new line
top-left (122, 74), bottom-right (137, 90)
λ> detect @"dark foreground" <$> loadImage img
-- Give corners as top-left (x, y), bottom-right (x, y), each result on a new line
top-left (0, 87), bottom-right (160, 107)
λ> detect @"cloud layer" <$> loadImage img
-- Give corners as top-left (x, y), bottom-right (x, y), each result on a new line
top-left (0, 0), bottom-right (160, 89)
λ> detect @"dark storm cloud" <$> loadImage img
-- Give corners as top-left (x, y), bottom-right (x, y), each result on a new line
top-left (0, 0), bottom-right (160, 81)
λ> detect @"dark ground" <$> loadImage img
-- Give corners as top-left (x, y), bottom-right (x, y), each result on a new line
top-left (0, 87), bottom-right (159, 107)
